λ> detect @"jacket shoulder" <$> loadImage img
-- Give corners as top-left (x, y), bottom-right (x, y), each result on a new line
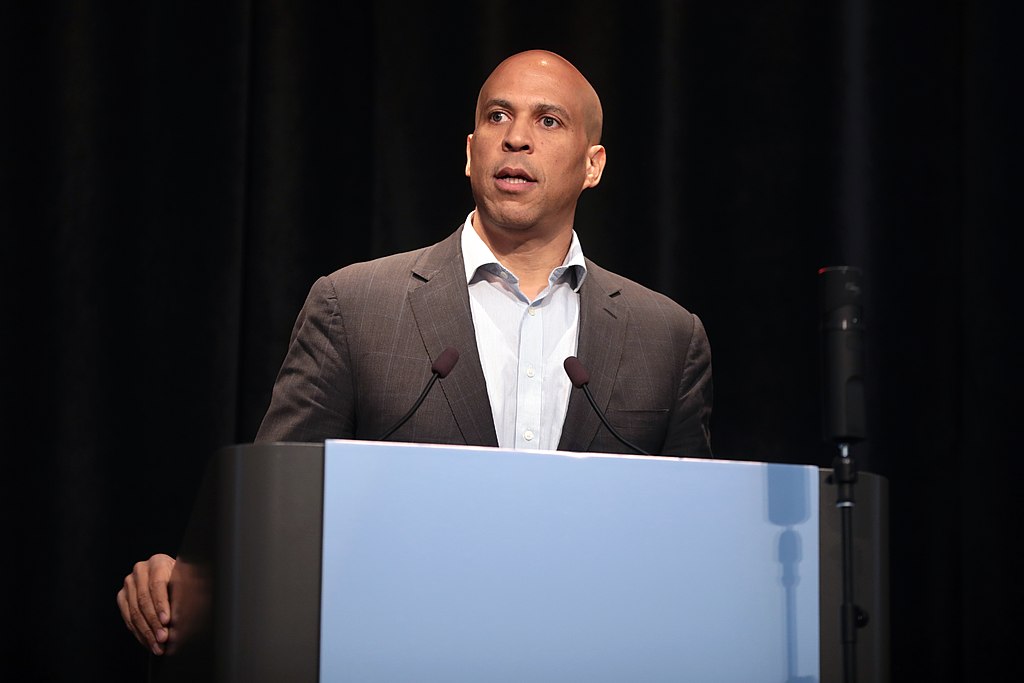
top-left (584, 259), bottom-right (700, 324)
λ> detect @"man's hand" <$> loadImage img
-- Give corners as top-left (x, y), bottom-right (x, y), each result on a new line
top-left (117, 553), bottom-right (176, 655)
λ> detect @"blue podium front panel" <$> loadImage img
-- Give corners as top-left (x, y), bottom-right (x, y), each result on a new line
top-left (321, 441), bottom-right (820, 682)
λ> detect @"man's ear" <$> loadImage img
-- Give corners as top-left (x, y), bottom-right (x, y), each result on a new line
top-left (582, 144), bottom-right (606, 190)
top-left (465, 134), bottom-right (473, 177)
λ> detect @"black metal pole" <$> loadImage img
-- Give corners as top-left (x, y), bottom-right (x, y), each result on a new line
top-left (833, 443), bottom-right (859, 683)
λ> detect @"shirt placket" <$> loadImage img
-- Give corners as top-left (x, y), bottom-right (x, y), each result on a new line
top-left (514, 299), bottom-right (544, 449)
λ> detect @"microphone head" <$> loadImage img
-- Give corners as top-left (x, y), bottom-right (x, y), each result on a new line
top-left (817, 266), bottom-right (866, 443)
top-left (818, 265), bottom-right (863, 330)
top-left (563, 356), bottom-right (589, 388)
top-left (431, 347), bottom-right (460, 378)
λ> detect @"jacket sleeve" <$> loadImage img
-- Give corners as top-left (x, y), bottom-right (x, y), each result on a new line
top-left (254, 276), bottom-right (356, 443)
top-left (661, 312), bottom-right (714, 458)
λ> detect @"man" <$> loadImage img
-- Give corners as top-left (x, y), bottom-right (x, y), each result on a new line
top-left (118, 49), bottom-right (713, 656)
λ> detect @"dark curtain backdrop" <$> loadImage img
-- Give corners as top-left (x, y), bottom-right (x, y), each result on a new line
top-left (2, 1), bottom-right (1020, 680)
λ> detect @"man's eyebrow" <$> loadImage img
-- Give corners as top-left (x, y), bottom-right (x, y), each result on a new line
top-left (533, 102), bottom-right (573, 122)
top-left (481, 98), bottom-right (574, 123)
top-left (481, 98), bottom-right (514, 112)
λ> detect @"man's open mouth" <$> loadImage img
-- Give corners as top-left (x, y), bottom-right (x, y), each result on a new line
top-left (495, 167), bottom-right (536, 184)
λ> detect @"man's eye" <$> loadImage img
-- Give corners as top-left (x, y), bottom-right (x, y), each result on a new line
top-left (489, 111), bottom-right (508, 123)
top-left (540, 116), bottom-right (559, 128)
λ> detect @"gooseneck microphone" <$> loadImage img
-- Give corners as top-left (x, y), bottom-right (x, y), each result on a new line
top-left (377, 347), bottom-right (460, 441)
top-left (563, 356), bottom-right (650, 456)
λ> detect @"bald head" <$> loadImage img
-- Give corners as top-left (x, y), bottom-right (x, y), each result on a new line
top-left (465, 49), bottom-right (608, 240)
top-left (476, 50), bottom-right (604, 144)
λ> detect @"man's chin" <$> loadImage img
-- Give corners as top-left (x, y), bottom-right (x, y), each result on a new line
top-left (474, 205), bottom-right (540, 233)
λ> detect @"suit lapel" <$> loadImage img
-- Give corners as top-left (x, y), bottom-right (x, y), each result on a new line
top-left (558, 263), bottom-right (629, 452)
top-left (407, 228), bottom-right (499, 447)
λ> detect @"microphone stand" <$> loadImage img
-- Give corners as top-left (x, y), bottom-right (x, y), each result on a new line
top-left (818, 265), bottom-right (869, 683)
top-left (830, 441), bottom-right (868, 683)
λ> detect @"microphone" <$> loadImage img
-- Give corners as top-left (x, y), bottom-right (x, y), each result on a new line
top-left (563, 356), bottom-right (650, 456)
top-left (818, 266), bottom-right (865, 444)
top-left (377, 347), bottom-right (460, 441)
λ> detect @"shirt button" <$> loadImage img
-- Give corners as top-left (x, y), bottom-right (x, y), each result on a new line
top-left (524, 430), bottom-right (534, 441)
top-left (528, 307), bottom-right (537, 316)
top-left (526, 367), bottom-right (535, 378)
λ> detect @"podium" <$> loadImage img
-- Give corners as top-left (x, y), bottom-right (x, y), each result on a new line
top-left (151, 441), bottom-right (888, 682)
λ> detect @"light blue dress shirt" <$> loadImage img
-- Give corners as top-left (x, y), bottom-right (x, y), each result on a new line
top-left (461, 213), bottom-right (588, 450)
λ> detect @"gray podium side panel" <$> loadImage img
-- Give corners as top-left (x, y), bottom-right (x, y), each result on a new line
top-left (819, 470), bottom-right (891, 683)
top-left (151, 442), bottom-right (324, 683)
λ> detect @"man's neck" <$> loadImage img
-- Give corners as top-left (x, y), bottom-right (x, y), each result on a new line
top-left (471, 214), bottom-right (573, 300)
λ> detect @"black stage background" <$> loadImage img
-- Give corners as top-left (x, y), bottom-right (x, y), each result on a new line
top-left (2, 1), bottom-right (1020, 680)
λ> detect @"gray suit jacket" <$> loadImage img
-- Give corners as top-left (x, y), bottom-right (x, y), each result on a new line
top-left (256, 227), bottom-right (713, 457)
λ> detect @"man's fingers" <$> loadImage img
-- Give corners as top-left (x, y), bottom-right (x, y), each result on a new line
top-left (147, 554), bottom-right (175, 628)
top-left (118, 557), bottom-right (171, 655)
top-left (116, 587), bottom-right (140, 641)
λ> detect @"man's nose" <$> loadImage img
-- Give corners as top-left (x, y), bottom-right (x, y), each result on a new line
top-left (502, 119), bottom-right (532, 152)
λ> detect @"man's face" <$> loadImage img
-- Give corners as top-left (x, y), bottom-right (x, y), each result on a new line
top-left (466, 55), bottom-right (604, 236)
